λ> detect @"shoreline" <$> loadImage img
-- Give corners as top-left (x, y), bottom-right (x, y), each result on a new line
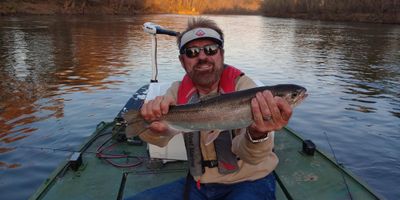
top-left (263, 12), bottom-right (399, 24)
top-left (0, 2), bottom-right (398, 24)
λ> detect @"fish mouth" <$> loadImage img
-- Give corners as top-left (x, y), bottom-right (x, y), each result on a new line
top-left (299, 90), bottom-right (308, 99)
top-left (295, 90), bottom-right (308, 106)
top-left (289, 89), bottom-right (308, 108)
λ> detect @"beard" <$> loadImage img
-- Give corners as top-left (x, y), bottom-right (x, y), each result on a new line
top-left (187, 59), bottom-right (224, 88)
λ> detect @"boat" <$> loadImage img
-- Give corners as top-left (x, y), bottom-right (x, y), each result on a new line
top-left (30, 22), bottom-right (381, 200)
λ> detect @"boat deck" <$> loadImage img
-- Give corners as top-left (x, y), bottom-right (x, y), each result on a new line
top-left (31, 121), bottom-right (379, 200)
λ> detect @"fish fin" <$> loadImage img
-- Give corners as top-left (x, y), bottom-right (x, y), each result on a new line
top-left (205, 130), bottom-right (221, 146)
top-left (138, 129), bottom-right (171, 147)
top-left (122, 109), bottom-right (148, 138)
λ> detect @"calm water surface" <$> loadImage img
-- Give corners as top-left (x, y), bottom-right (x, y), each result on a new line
top-left (0, 15), bottom-right (399, 200)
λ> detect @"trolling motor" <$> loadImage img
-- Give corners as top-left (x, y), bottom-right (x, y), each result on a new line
top-left (112, 23), bottom-right (179, 144)
top-left (143, 22), bottom-right (179, 83)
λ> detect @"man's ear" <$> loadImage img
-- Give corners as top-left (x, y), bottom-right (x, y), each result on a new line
top-left (179, 55), bottom-right (186, 71)
top-left (220, 48), bottom-right (225, 63)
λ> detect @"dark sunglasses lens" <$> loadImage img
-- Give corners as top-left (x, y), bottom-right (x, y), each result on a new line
top-left (185, 48), bottom-right (200, 58)
top-left (204, 45), bottom-right (219, 56)
top-left (184, 44), bottom-right (219, 58)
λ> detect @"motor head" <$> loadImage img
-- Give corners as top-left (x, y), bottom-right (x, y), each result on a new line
top-left (143, 22), bottom-right (160, 35)
top-left (143, 22), bottom-right (178, 36)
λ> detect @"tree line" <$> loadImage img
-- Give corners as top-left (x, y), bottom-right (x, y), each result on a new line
top-left (0, 0), bottom-right (261, 15)
top-left (0, 0), bottom-right (398, 23)
top-left (261, 0), bottom-right (399, 23)
top-left (144, 0), bottom-right (261, 14)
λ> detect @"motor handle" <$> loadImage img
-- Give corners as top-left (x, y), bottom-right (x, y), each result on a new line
top-left (156, 28), bottom-right (178, 36)
top-left (143, 22), bottom-right (178, 36)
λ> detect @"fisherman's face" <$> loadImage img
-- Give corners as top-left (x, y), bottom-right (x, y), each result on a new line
top-left (179, 39), bottom-right (224, 89)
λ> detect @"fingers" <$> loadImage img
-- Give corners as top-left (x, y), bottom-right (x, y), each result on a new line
top-left (262, 91), bottom-right (283, 125)
top-left (256, 92), bottom-right (272, 121)
top-left (276, 97), bottom-right (292, 122)
top-left (152, 96), bottom-right (163, 118)
top-left (250, 92), bottom-right (272, 133)
top-left (251, 98), bottom-right (264, 127)
top-left (250, 90), bottom-right (293, 133)
top-left (149, 121), bottom-right (169, 133)
top-left (160, 95), bottom-right (176, 114)
top-left (141, 101), bottom-right (151, 121)
top-left (141, 95), bottom-right (175, 122)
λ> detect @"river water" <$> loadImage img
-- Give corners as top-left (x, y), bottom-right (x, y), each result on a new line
top-left (0, 15), bottom-right (399, 200)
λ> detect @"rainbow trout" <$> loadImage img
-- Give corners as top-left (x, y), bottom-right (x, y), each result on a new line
top-left (123, 84), bottom-right (307, 144)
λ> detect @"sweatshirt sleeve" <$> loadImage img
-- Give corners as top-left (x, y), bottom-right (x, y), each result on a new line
top-left (137, 81), bottom-right (180, 147)
top-left (232, 75), bottom-right (276, 165)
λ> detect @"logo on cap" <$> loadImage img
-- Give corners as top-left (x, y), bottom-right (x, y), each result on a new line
top-left (195, 29), bottom-right (205, 36)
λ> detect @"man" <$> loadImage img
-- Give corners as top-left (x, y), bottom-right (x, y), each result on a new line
top-left (129, 17), bottom-right (292, 200)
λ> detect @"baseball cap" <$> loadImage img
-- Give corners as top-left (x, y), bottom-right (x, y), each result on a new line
top-left (179, 28), bottom-right (223, 52)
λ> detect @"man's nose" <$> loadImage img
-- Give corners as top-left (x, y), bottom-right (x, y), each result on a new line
top-left (198, 49), bottom-right (207, 59)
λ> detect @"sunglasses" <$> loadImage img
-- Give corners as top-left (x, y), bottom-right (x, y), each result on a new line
top-left (181, 44), bottom-right (221, 58)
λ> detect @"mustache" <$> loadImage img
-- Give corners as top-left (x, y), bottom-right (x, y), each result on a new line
top-left (194, 60), bottom-right (214, 69)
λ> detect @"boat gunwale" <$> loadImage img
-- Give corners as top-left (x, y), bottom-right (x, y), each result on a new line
top-left (279, 126), bottom-right (382, 199)
top-left (29, 121), bottom-right (115, 200)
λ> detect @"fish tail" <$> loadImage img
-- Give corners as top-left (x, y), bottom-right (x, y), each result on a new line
top-left (122, 110), bottom-right (148, 138)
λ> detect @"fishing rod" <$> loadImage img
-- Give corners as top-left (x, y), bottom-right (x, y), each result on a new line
top-left (14, 132), bottom-right (144, 169)
top-left (14, 131), bottom-right (112, 155)
top-left (324, 131), bottom-right (354, 200)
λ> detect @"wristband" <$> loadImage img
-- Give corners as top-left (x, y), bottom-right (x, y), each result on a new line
top-left (246, 129), bottom-right (270, 143)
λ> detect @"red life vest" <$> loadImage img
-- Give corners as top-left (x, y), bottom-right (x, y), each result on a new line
top-left (177, 65), bottom-right (243, 104)
top-left (177, 65), bottom-right (244, 176)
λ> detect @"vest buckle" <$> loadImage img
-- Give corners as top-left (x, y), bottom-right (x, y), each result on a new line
top-left (203, 160), bottom-right (218, 168)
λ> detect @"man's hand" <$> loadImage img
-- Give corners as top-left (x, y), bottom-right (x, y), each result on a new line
top-left (248, 90), bottom-right (293, 138)
top-left (140, 95), bottom-right (175, 134)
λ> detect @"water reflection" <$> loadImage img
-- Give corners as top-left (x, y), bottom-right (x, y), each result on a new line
top-left (339, 27), bottom-right (400, 117)
top-left (0, 161), bottom-right (21, 169)
top-left (0, 16), bottom-right (139, 154)
top-left (0, 25), bottom-right (57, 145)
top-left (291, 21), bottom-right (400, 116)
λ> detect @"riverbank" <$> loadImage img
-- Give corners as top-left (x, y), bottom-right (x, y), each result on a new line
top-left (261, 0), bottom-right (399, 24)
top-left (0, 1), bottom-right (398, 24)
top-left (0, 0), bottom-right (260, 16)
top-left (0, 1), bottom-right (143, 15)
top-left (264, 12), bottom-right (399, 24)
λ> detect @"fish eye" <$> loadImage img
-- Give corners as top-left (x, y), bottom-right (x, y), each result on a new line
top-left (291, 93), bottom-right (298, 98)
